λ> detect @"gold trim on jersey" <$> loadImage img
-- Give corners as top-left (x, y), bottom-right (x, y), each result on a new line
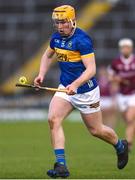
top-left (81, 52), bottom-right (94, 59)
top-left (54, 47), bottom-right (94, 62)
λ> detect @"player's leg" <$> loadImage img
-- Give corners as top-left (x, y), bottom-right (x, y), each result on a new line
top-left (101, 97), bottom-right (117, 128)
top-left (123, 106), bottom-right (135, 151)
top-left (81, 110), bottom-right (118, 144)
top-left (48, 96), bottom-right (73, 149)
top-left (118, 94), bottom-right (135, 151)
top-left (81, 110), bottom-right (128, 169)
top-left (47, 95), bottom-right (73, 178)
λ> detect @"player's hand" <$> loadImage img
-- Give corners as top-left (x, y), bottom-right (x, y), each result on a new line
top-left (34, 75), bottom-right (44, 86)
top-left (114, 76), bottom-right (130, 85)
top-left (66, 84), bottom-right (77, 95)
top-left (113, 76), bottom-right (122, 83)
top-left (122, 79), bottom-right (130, 85)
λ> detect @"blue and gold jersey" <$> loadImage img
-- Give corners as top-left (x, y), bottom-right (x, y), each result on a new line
top-left (49, 27), bottom-right (98, 93)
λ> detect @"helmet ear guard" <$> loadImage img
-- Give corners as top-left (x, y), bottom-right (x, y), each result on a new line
top-left (69, 19), bottom-right (76, 28)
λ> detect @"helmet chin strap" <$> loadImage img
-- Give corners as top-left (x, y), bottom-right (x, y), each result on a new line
top-left (65, 19), bottom-right (76, 38)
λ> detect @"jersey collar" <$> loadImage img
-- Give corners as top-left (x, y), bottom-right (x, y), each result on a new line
top-left (59, 27), bottom-right (76, 40)
top-left (120, 54), bottom-right (134, 64)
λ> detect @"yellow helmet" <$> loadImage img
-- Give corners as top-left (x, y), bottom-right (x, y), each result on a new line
top-left (52, 5), bottom-right (75, 21)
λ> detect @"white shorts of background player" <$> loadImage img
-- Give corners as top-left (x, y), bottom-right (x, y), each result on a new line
top-left (117, 93), bottom-right (135, 112)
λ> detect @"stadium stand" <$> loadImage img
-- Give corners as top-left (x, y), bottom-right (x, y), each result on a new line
top-left (89, 0), bottom-right (135, 65)
top-left (0, 0), bottom-right (113, 94)
top-left (0, 0), bottom-right (88, 85)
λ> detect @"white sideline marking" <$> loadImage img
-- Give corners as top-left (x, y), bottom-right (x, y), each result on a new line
top-left (0, 109), bottom-right (82, 122)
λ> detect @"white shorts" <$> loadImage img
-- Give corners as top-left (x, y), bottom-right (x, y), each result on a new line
top-left (117, 93), bottom-right (135, 112)
top-left (54, 84), bottom-right (100, 114)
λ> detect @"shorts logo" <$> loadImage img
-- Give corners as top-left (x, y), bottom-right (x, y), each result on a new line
top-left (89, 101), bottom-right (100, 108)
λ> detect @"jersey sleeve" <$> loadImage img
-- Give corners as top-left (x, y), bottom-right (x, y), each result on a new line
top-left (49, 34), bottom-right (56, 50)
top-left (77, 36), bottom-right (94, 58)
top-left (110, 60), bottom-right (118, 74)
top-left (49, 38), bottom-right (54, 50)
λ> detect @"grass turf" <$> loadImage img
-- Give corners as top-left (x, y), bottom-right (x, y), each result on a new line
top-left (0, 120), bottom-right (135, 179)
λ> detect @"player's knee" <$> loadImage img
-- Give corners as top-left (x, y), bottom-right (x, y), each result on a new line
top-left (48, 118), bottom-right (53, 129)
top-left (90, 127), bottom-right (101, 137)
top-left (48, 116), bottom-right (61, 130)
top-left (48, 118), bottom-right (56, 129)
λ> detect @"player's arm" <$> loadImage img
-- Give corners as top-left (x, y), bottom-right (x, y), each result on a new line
top-left (39, 47), bottom-right (55, 77)
top-left (66, 35), bottom-right (96, 95)
top-left (108, 72), bottom-right (122, 84)
top-left (66, 53), bottom-right (96, 95)
top-left (108, 66), bottom-right (129, 85)
top-left (73, 53), bottom-right (96, 86)
top-left (108, 64), bottom-right (123, 84)
top-left (34, 47), bottom-right (55, 86)
top-left (109, 75), bottom-right (129, 85)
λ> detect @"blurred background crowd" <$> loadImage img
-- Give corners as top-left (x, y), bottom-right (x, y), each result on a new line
top-left (0, 0), bottom-right (134, 122)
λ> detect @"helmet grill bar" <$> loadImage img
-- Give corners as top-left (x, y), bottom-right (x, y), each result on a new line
top-left (54, 10), bottom-right (66, 13)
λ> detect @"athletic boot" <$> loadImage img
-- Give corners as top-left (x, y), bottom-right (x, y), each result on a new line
top-left (117, 139), bottom-right (128, 169)
top-left (47, 162), bottom-right (70, 178)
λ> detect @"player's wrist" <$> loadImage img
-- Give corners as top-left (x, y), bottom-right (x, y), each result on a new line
top-left (72, 81), bottom-right (80, 89)
top-left (39, 72), bottom-right (45, 78)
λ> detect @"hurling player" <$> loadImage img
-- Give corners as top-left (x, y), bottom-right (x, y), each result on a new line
top-left (34, 5), bottom-right (128, 178)
top-left (109, 38), bottom-right (135, 151)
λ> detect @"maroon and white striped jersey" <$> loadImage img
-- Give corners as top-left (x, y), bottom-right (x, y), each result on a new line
top-left (110, 54), bottom-right (135, 95)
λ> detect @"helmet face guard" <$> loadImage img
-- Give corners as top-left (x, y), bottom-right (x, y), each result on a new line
top-left (53, 18), bottom-right (76, 28)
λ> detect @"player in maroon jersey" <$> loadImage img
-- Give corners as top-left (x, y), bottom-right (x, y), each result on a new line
top-left (109, 38), bottom-right (135, 151)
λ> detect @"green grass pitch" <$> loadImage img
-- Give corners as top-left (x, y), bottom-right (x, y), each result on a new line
top-left (0, 120), bottom-right (135, 179)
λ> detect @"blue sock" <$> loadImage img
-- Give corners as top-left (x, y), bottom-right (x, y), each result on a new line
top-left (114, 140), bottom-right (124, 154)
top-left (54, 149), bottom-right (66, 165)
